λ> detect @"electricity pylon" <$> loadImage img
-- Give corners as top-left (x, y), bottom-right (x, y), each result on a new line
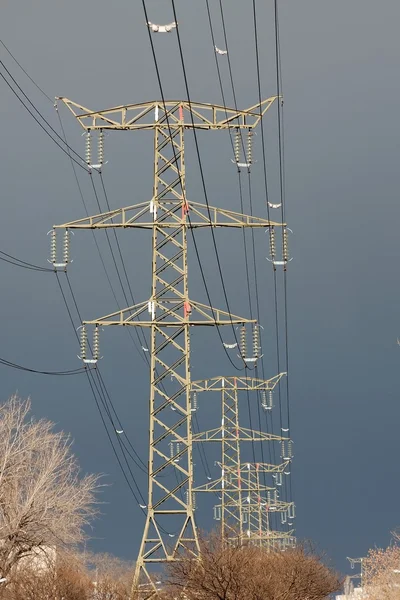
top-left (190, 376), bottom-right (294, 546)
top-left (52, 97), bottom-right (285, 596)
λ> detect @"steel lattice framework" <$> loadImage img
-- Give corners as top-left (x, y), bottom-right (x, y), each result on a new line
top-left (53, 97), bottom-right (283, 597)
top-left (190, 376), bottom-right (294, 548)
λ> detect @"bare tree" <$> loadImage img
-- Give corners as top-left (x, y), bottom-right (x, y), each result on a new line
top-left (164, 531), bottom-right (341, 600)
top-left (0, 395), bottom-right (100, 582)
top-left (87, 551), bottom-right (134, 599)
top-left (5, 551), bottom-right (92, 600)
top-left (363, 532), bottom-right (400, 600)
top-left (4, 550), bottom-right (134, 600)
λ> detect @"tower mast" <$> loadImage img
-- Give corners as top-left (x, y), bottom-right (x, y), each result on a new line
top-left (52, 97), bottom-right (285, 595)
top-left (191, 375), bottom-right (294, 548)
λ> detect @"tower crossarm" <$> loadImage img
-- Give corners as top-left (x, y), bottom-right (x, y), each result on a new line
top-left (227, 461), bottom-right (290, 474)
top-left (56, 97), bottom-right (279, 131)
top-left (194, 477), bottom-right (275, 493)
top-left (191, 374), bottom-right (286, 393)
top-left (267, 500), bottom-right (295, 513)
top-left (53, 200), bottom-right (284, 230)
top-left (82, 299), bottom-right (256, 328)
top-left (193, 428), bottom-right (288, 443)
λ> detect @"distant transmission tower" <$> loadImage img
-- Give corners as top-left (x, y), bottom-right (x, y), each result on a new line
top-left (52, 97), bottom-right (286, 596)
top-left (191, 376), bottom-right (294, 548)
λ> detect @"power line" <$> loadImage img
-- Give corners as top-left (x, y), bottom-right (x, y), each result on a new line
top-left (0, 64), bottom-right (87, 171)
top-left (57, 271), bottom-right (175, 534)
top-left (0, 42), bottom-right (151, 371)
top-left (0, 39), bottom-right (53, 103)
top-left (54, 271), bottom-right (149, 502)
top-left (0, 356), bottom-right (87, 376)
top-left (138, 0), bottom-right (246, 371)
top-left (0, 58), bottom-right (154, 507)
top-left (0, 249), bottom-right (52, 272)
top-left (55, 108), bottom-right (149, 368)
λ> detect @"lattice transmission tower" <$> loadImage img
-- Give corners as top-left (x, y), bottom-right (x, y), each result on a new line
top-left (52, 96), bottom-right (287, 595)
top-left (190, 376), bottom-right (295, 548)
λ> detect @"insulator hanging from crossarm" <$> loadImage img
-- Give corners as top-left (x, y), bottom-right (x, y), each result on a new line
top-left (98, 130), bottom-right (104, 167)
top-left (93, 326), bottom-right (100, 361)
top-left (234, 128), bottom-right (240, 164)
top-left (288, 503), bottom-right (296, 519)
top-left (191, 391), bottom-right (198, 412)
top-left (170, 440), bottom-right (181, 462)
top-left (85, 130), bottom-right (91, 166)
top-left (281, 440), bottom-right (293, 460)
top-left (213, 505), bottom-right (221, 521)
top-left (276, 472), bottom-right (283, 486)
top-left (240, 325), bottom-right (247, 359)
top-left (79, 325), bottom-right (87, 362)
top-left (186, 490), bottom-right (196, 510)
top-left (84, 129), bottom-right (106, 170)
top-left (267, 226), bottom-right (293, 269)
top-left (47, 229), bottom-right (72, 271)
top-left (78, 325), bottom-right (100, 364)
top-left (281, 511), bottom-right (287, 525)
top-left (50, 229), bottom-right (56, 264)
top-left (261, 390), bottom-right (267, 410)
top-left (261, 389), bottom-right (273, 410)
top-left (63, 230), bottom-right (70, 265)
top-left (246, 131), bottom-right (253, 165)
top-left (281, 439), bottom-right (293, 461)
top-left (283, 227), bottom-right (289, 266)
top-left (253, 324), bottom-right (260, 359)
top-left (269, 227), bottom-right (276, 262)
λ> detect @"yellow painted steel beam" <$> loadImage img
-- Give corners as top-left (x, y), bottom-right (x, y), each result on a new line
top-left (54, 200), bottom-right (284, 229)
top-left (56, 96), bottom-right (279, 131)
top-left (191, 374), bottom-right (286, 392)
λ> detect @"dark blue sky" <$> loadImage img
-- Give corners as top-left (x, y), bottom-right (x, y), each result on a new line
top-left (1, 0), bottom-right (400, 577)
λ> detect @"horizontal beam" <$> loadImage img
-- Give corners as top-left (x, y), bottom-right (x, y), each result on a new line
top-left (53, 200), bottom-right (284, 230)
top-left (191, 374), bottom-right (286, 393)
top-left (83, 299), bottom-right (255, 327)
top-left (218, 461), bottom-right (290, 473)
top-left (56, 97), bottom-right (279, 131)
top-left (193, 427), bottom-right (288, 443)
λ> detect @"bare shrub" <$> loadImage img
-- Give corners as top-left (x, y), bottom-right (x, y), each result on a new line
top-left (0, 395), bottom-right (100, 581)
top-left (87, 552), bottom-right (134, 599)
top-left (4, 551), bottom-right (92, 600)
top-left (363, 531), bottom-right (400, 600)
top-left (164, 531), bottom-right (341, 600)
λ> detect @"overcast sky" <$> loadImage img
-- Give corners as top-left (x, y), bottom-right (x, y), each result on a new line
top-left (1, 0), bottom-right (400, 577)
